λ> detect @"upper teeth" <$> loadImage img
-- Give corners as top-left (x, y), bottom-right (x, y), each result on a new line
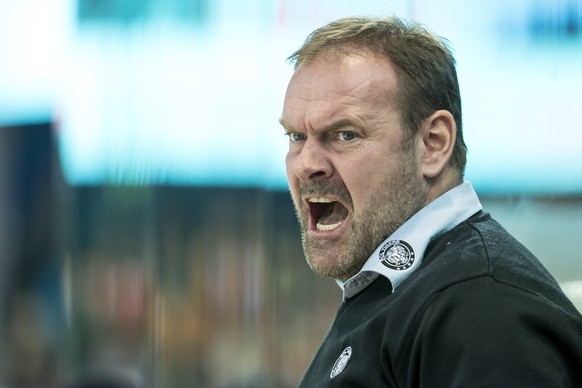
top-left (308, 197), bottom-right (334, 203)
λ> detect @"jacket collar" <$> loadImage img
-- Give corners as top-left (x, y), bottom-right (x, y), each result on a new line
top-left (337, 181), bottom-right (483, 301)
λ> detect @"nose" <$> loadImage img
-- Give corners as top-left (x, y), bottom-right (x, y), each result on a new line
top-left (288, 138), bottom-right (333, 181)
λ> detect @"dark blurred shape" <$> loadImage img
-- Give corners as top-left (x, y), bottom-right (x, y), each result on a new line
top-left (77, 0), bottom-right (208, 25)
top-left (77, 0), bottom-right (150, 24)
top-left (221, 372), bottom-right (295, 388)
top-left (63, 365), bottom-right (141, 388)
top-left (63, 185), bottom-right (329, 387)
top-left (0, 122), bottom-right (65, 387)
top-left (528, 0), bottom-right (581, 40)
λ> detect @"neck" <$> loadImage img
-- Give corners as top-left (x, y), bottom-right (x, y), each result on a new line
top-left (424, 167), bottom-right (462, 206)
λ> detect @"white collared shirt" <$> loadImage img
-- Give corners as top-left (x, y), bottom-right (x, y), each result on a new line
top-left (337, 181), bottom-right (483, 301)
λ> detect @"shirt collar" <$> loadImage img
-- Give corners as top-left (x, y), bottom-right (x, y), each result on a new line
top-left (337, 181), bottom-right (482, 301)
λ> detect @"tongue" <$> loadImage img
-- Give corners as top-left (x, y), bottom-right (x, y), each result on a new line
top-left (318, 202), bottom-right (349, 225)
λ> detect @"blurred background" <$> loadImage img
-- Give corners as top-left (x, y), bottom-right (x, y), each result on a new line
top-left (0, 0), bottom-right (581, 386)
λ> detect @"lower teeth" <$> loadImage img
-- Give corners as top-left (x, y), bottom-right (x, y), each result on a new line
top-left (316, 221), bottom-right (342, 231)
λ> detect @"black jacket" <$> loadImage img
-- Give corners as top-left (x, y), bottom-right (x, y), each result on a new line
top-left (299, 211), bottom-right (582, 387)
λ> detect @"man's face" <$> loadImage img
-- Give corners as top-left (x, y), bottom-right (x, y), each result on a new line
top-left (281, 52), bottom-right (429, 281)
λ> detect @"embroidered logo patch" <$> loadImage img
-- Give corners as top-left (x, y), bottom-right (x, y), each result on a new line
top-left (330, 346), bottom-right (352, 379)
top-left (379, 240), bottom-right (415, 271)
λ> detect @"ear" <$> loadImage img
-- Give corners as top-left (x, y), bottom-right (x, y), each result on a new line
top-left (418, 110), bottom-right (456, 179)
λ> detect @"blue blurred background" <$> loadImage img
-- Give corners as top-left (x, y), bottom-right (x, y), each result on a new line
top-left (0, 0), bottom-right (581, 387)
top-left (2, 0), bottom-right (581, 193)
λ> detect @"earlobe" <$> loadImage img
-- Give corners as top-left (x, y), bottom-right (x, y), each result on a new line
top-left (420, 110), bottom-right (456, 179)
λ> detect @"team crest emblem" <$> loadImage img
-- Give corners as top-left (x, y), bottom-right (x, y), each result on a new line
top-left (330, 346), bottom-right (352, 379)
top-left (379, 240), bottom-right (415, 271)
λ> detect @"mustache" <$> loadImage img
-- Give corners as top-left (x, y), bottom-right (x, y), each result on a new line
top-left (299, 179), bottom-right (353, 207)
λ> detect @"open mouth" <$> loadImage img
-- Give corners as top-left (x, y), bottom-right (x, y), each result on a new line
top-left (308, 197), bottom-right (349, 232)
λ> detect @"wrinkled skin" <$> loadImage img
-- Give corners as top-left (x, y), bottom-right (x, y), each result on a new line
top-left (281, 52), bottom-right (429, 281)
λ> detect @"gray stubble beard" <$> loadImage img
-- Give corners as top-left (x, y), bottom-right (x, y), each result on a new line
top-left (298, 156), bottom-right (428, 281)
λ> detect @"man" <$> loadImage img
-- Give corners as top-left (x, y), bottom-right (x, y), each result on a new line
top-left (279, 16), bottom-right (582, 387)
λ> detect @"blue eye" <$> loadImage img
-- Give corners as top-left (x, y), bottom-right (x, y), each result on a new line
top-left (338, 131), bottom-right (356, 141)
top-left (286, 132), bottom-right (306, 142)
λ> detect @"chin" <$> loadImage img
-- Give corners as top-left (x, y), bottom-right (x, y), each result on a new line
top-left (307, 254), bottom-right (359, 280)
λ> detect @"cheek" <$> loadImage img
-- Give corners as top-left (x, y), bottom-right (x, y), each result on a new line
top-left (344, 159), bottom-right (395, 209)
top-left (285, 170), bottom-right (301, 205)
top-left (285, 161), bottom-right (297, 188)
top-left (340, 159), bottom-right (377, 193)
top-left (285, 152), bottom-right (295, 179)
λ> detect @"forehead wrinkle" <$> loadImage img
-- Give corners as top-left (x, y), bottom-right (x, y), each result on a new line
top-left (320, 117), bottom-right (363, 133)
top-left (298, 94), bottom-right (378, 134)
top-left (283, 54), bottom-right (399, 134)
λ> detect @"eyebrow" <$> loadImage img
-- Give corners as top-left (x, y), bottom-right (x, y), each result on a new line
top-left (278, 117), bottom-right (358, 133)
top-left (278, 117), bottom-right (290, 131)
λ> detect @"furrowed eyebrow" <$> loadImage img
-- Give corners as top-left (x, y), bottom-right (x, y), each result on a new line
top-left (321, 119), bottom-right (357, 132)
top-left (279, 118), bottom-right (291, 131)
top-left (278, 117), bottom-right (357, 133)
